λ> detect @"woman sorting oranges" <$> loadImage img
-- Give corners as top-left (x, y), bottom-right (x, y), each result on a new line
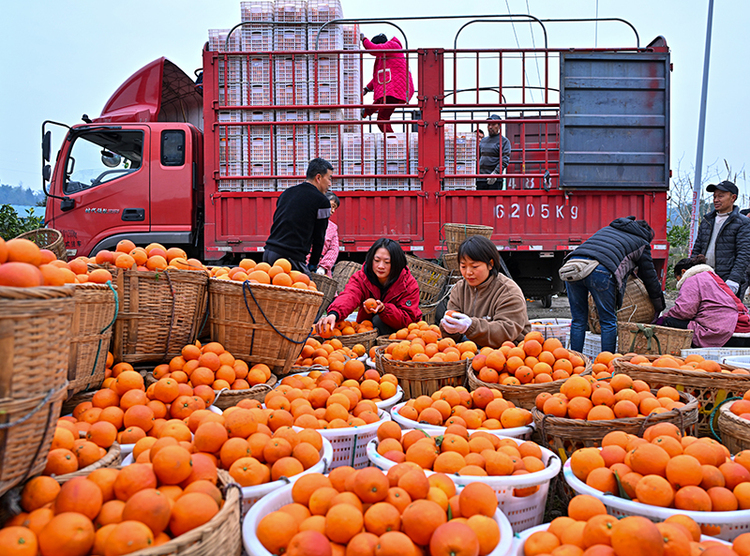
top-left (315, 238), bottom-right (421, 336)
top-left (440, 235), bottom-right (530, 347)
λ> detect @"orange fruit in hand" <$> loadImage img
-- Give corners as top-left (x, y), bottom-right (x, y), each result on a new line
top-left (364, 298), bottom-right (378, 312)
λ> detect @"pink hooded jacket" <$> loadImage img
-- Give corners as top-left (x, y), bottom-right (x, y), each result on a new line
top-left (363, 36), bottom-right (415, 102)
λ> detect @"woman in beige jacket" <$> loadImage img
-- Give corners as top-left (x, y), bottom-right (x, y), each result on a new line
top-left (440, 236), bottom-right (531, 347)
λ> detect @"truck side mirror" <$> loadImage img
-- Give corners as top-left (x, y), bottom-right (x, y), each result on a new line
top-left (60, 197), bottom-right (75, 212)
top-left (42, 131), bottom-right (51, 162)
top-left (43, 165), bottom-right (51, 182)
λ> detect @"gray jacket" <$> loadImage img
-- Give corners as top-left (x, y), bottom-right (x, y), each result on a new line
top-left (478, 134), bottom-right (511, 177)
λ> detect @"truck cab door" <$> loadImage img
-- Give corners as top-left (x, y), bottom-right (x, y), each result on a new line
top-left (48, 126), bottom-right (150, 257)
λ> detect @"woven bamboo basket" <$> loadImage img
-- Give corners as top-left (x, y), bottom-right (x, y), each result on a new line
top-left (467, 350), bottom-right (592, 410)
top-left (67, 283), bottom-right (118, 398)
top-left (109, 267), bottom-right (209, 364)
top-left (613, 354), bottom-right (750, 437)
top-left (331, 261), bottom-right (362, 294)
top-left (314, 329), bottom-right (378, 350)
top-left (718, 401), bottom-right (750, 454)
top-left (53, 442), bottom-right (122, 483)
top-left (0, 285), bottom-right (75, 497)
top-left (209, 278), bottom-right (323, 377)
top-left (442, 252), bottom-right (459, 271)
top-left (374, 345), bottom-right (470, 398)
top-left (376, 335), bottom-right (400, 347)
top-left (15, 227), bottom-right (67, 261)
top-left (532, 390), bottom-right (699, 460)
top-left (406, 254), bottom-right (449, 305)
top-left (618, 322), bottom-right (694, 356)
top-left (588, 276), bottom-right (655, 334)
top-left (309, 272), bottom-right (338, 319)
top-left (211, 374), bottom-right (278, 411)
top-left (61, 389), bottom-right (97, 416)
top-left (444, 223), bottom-right (494, 253)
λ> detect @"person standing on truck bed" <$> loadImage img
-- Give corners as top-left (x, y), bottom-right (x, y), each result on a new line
top-left (263, 158), bottom-right (333, 275)
top-left (558, 216), bottom-right (666, 354)
top-left (476, 115), bottom-right (511, 190)
top-left (691, 181), bottom-right (750, 302)
top-left (361, 33), bottom-right (414, 133)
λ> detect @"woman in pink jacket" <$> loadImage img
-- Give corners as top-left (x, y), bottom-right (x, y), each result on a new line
top-left (657, 254), bottom-right (750, 347)
top-left (315, 238), bottom-right (422, 336)
top-left (361, 33), bottom-right (415, 133)
top-left (308, 192), bottom-right (340, 276)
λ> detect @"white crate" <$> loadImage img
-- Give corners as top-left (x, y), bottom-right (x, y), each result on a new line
top-left (445, 131), bottom-right (478, 161)
top-left (275, 133), bottom-right (310, 162)
top-left (240, 1), bottom-right (274, 22)
top-left (218, 83), bottom-right (245, 106)
top-left (376, 159), bottom-right (408, 175)
top-left (444, 179), bottom-right (476, 191)
top-left (276, 161), bottom-right (308, 178)
top-left (217, 58), bottom-right (244, 84)
top-left (375, 132), bottom-right (409, 160)
top-left (217, 179), bottom-right (245, 192)
top-left (274, 82), bottom-right (308, 105)
top-left (274, 0), bottom-right (307, 22)
top-left (273, 56), bottom-right (307, 82)
top-left (278, 178), bottom-right (306, 190)
top-left (248, 135), bottom-right (273, 160)
top-left (274, 27), bottom-right (306, 50)
top-left (342, 69), bottom-right (361, 96)
top-left (582, 331), bottom-right (602, 360)
top-left (308, 25), bottom-right (343, 51)
top-left (342, 132), bottom-right (377, 160)
top-left (241, 27), bottom-right (274, 51)
top-left (378, 178), bottom-right (415, 191)
top-left (309, 133), bottom-right (339, 160)
top-left (245, 179), bottom-right (276, 192)
top-left (308, 56), bottom-right (340, 83)
top-left (208, 29), bottom-right (242, 52)
top-left (219, 161), bottom-right (248, 177)
top-left (307, 0), bottom-right (343, 23)
top-left (247, 57), bottom-right (272, 82)
top-left (342, 24), bottom-right (360, 48)
top-left (679, 349), bottom-right (750, 363)
top-left (247, 83), bottom-right (272, 106)
top-left (275, 109), bottom-right (308, 122)
top-left (218, 110), bottom-right (273, 123)
top-left (340, 178), bottom-right (376, 191)
top-left (310, 109), bottom-right (343, 121)
top-left (444, 161), bottom-right (473, 175)
top-left (309, 82), bottom-right (339, 106)
top-left (218, 135), bottom-right (248, 162)
top-left (341, 160), bottom-right (375, 175)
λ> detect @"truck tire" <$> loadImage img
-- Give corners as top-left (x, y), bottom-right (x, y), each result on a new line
top-left (541, 295), bottom-right (553, 308)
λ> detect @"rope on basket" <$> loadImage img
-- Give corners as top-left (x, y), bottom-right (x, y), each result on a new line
top-left (241, 281), bottom-right (312, 358)
top-left (627, 324), bottom-right (663, 355)
top-left (708, 396), bottom-right (743, 441)
top-left (162, 270), bottom-right (177, 360)
top-left (88, 281), bottom-right (119, 379)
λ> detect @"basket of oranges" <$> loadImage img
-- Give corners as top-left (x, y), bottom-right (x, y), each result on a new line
top-left (718, 397), bottom-right (750, 454)
top-left (314, 319), bottom-right (378, 350)
top-left (613, 353), bottom-right (750, 437)
top-left (208, 259), bottom-right (324, 377)
top-left (467, 333), bottom-right (591, 410)
top-left (532, 373), bottom-right (699, 459)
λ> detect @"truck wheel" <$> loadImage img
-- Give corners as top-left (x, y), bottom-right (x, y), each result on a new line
top-left (541, 295), bottom-right (552, 308)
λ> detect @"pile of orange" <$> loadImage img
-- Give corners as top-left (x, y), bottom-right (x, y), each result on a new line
top-left (383, 337), bottom-right (477, 364)
top-left (570, 423), bottom-right (750, 514)
top-left (387, 320), bottom-right (443, 342)
top-left (208, 258), bottom-right (318, 291)
top-left (535, 373), bottom-right (686, 421)
top-left (397, 385), bottom-right (533, 430)
top-left (318, 319), bottom-right (374, 339)
top-left (522, 493), bottom-right (746, 556)
top-left (92, 240), bottom-right (207, 273)
top-left (293, 337), bottom-right (367, 368)
top-left (472, 332), bottom-right (586, 386)
top-left (126, 407), bottom-right (323, 489)
top-left (261, 367), bottom-right (394, 429)
top-left (730, 390), bottom-right (750, 419)
top-left (151, 341), bottom-right (268, 390)
top-left (376, 420), bottom-right (545, 483)
top-left (254, 466), bottom-right (502, 556)
top-left (2, 449), bottom-right (222, 555)
top-left (632, 353), bottom-right (750, 375)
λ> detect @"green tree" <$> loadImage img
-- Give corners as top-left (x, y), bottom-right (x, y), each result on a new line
top-left (0, 205), bottom-right (44, 240)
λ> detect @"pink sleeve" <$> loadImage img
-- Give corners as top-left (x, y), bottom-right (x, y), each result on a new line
top-left (318, 224), bottom-right (339, 272)
top-left (664, 280), bottom-right (701, 321)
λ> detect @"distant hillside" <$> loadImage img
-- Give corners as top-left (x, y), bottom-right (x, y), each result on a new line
top-left (0, 184), bottom-right (45, 206)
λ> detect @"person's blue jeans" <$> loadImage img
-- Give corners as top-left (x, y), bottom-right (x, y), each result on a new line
top-left (566, 264), bottom-right (618, 353)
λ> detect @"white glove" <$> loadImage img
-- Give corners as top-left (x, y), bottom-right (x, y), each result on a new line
top-left (486, 168), bottom-right (499, 186)
top-left (315, 267), bottom-right (326, 275)
top-left (360, 32), bottom-right (365, 42)
top-left (727, 280), bottom-right (740, 294)
top-left (441, 312), bottom-right (472, 335)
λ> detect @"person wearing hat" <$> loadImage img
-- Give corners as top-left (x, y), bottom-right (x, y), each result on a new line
top-left (477, 115), bottom-right (511, 190)
top-left (691, 180), bottom-right (750, 301)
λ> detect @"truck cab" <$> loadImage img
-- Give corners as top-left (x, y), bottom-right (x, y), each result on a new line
top-left (44, 59), bottom-right (203, 258)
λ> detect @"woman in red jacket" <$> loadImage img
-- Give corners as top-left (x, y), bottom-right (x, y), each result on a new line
top-left (316, 238), bottom-right (422, 336)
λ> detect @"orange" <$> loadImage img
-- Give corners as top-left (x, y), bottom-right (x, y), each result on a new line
top-left (37, 513), bottom-right (94, 556)
top-left (169, 492), bottom-right (219, 536)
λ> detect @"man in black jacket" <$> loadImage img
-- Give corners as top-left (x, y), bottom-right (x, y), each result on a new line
top-left (561, 217), bottom-right (666, 353)
top-left (476, 114), bottom-right (511, 190)
top-left (691, 181), bottom-right (750, 301)
top-left (264, 158), bottom-right (333, 274)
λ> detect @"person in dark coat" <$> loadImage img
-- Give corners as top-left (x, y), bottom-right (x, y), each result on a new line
top-left (560, 217), bottom-right (665, 353)
top-left (691, 181), bottom-right (750, 301)
top-left (315, 238), bottom-right (422, 336)
top-left (476, 114), bottom-right (512, 190)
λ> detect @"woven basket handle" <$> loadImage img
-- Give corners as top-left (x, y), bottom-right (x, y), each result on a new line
top-left (628, 324), bottom-right (662, 355)
top-left (708, 396), bottom-right (743, 441)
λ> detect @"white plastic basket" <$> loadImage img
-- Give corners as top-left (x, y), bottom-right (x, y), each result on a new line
top-left (563, 458), bottom-right (750, 541)
top-left (242, 482), bottom-right (514, 556)
top-left (511, 524), bottom-right (731, 555)
top-left (681, 349), bottom-right (750, 362)
top-left (318, 410), bottom-right (391, 469)
top-left (367, 433), bottom-right (561, 533)
top-left (390, 402), bottom-right (534, 440)
top-left (531, 318), bottom-right (572, 349)
top-left (582, 331), bottom-right (602, 360)
top-left (723, 355), bottom-right (750, 369)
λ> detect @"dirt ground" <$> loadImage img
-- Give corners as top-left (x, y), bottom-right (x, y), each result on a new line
top-left (525, 291), bottom-right (679, 321)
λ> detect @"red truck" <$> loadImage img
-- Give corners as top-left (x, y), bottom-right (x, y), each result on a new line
top-left (42, 15), bottom-right (670, 305)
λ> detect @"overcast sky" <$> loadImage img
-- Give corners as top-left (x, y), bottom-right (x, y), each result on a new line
top-left (1, 0), bottom-right (747, 200)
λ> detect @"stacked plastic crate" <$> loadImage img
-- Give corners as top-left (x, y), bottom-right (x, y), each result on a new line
top-left (275, 108), bottom-right (310, 190)
top-left (444, 130), bottom-right (478, 190)
top-left (341, 24), bottom-right (362, 129)
top-left (273, 0), bottom-right (308, 107)
top-left (375, 133), bottom-right (418, 190)
top-left (340, 132), bottom-right (377, 191)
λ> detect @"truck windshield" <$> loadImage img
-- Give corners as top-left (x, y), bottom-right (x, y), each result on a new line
top-left (64, 130), bottom-right (144, 194)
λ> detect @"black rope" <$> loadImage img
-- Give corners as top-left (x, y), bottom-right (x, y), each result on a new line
top-left (88, 281), bottom-right (119, 378)
top-left (162, 270), bottom-right (177, 359)
top-left (241, 281), bottom-right (312, 346)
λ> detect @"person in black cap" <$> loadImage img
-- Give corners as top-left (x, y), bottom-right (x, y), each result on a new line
top-left (476, 115), bottom-right (511, 190)
top-left (691, 180), bottom-right (750, 300)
